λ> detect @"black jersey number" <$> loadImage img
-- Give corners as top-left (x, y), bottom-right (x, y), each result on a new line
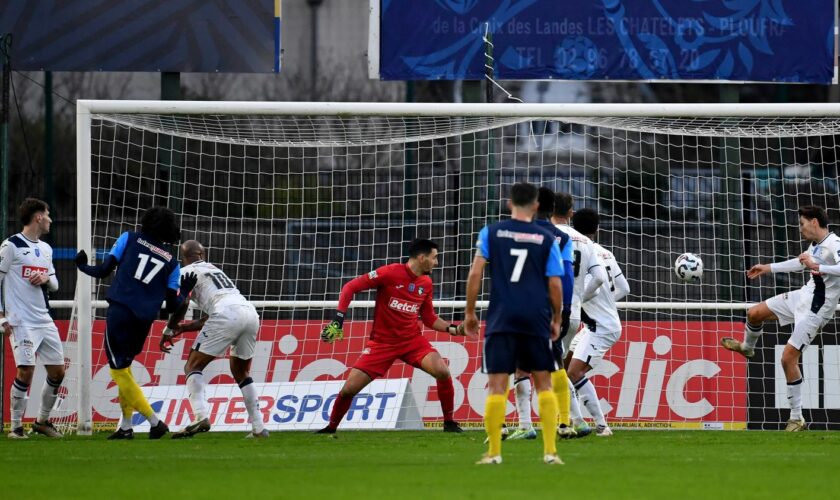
top-left (573, 250), bottom-right (582, 277)
top-left (209, 272), bottom-right (235, 289)
top-left (605, 265), bottom-right (615, 292)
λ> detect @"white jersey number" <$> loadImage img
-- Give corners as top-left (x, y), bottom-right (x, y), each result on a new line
top-left (134, 254), bottom-right (165, 284)
top-left (510, 249), bottom-right (528, 282)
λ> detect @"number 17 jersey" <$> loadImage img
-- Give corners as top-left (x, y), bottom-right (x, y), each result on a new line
top-left (108, 231), bottom-right (180, 321)
top-left (179, 260), bottom-right (249, 315)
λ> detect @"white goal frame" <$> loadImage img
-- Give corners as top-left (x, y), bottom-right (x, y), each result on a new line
top-left (73, 100), bottom-right (840, 434)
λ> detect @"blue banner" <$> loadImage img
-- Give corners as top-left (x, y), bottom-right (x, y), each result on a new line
top-left (0, 0), bottom-right (278, 73)
top-left (379, 0), bottom-right (834, 83)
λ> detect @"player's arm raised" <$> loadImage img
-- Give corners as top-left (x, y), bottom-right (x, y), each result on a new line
top-left (321, 268), bottom-right (381, 343)
top-left (75, 232), bottom-right (128, 278)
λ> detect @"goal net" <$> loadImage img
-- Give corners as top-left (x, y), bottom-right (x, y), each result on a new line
top-left (56, 101), bottom-right (840, 434)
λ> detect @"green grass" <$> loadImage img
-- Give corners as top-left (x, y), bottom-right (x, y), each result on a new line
top-left (4, 430), bottom-right (840, 499)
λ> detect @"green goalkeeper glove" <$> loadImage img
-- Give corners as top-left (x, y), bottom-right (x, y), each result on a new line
top-left (320, 312), bottom-right (345, 343)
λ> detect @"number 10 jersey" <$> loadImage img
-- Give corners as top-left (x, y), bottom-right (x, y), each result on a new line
top-left (179, 260), bottom-right (249, 315)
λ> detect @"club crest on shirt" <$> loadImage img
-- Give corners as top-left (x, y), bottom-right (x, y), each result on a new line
top-left (418, 287), bottom-right (424, 296)
top-left (368, 270), bottom-right (378, 279)
top-left (34, 248), bottom-right (40, 257)
top-left (408, 283), bottom-right (415, 292)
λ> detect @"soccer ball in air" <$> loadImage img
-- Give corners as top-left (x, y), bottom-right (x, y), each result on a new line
top-left (674, 253), bottom-right (703, 283)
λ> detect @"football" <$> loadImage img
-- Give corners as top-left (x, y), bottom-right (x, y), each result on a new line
top-left (674, 253), bottom-right (703, 283)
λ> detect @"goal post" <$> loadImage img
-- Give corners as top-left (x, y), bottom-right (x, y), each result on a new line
top-left (62, 100), bottom-right (840, 434)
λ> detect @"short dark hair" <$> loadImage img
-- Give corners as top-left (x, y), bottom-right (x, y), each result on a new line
top-left (19, 198), bottom-right (49, 226)
top-left (510, 182), bottom-right (538, 207)
top-left (572, 208), bottom-right (600, 235)
top-left (799, 206), bottom-right (828, 228)
top-left (553, 192), bottom-right (574, 217)
top-left (408, 238), bottom-right (438, 258)
top-left (537, 187), bottom-right (554, 217)
top-left (140, 206), bottom-right (181, 244)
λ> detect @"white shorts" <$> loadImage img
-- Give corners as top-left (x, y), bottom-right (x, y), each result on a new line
top-left (10, 323), bottom-right (64, 366)
top-left (570, 326), bottom-right (621, 369)
top-left (193, 304), bottom-right (260, 359)
top-left (766, 290), bottom-right (834, 351)
top-left (561, 317), bottom-right (582, 354)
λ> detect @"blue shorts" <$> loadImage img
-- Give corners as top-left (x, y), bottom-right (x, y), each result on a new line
top-left (482, 332), bottom-right (557, 374)
top-left (104, 301), bottom-right (155, 369)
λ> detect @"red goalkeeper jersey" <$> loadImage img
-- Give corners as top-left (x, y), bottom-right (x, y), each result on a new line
top-left (338, 263), bottom-right (439, 343)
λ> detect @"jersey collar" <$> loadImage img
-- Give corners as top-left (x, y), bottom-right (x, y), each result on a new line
top-left (19, 232), bottom-right (39, 244)
top-left (816, 233), bottom-right (832, 245)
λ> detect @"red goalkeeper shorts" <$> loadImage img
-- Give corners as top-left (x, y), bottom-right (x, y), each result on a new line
top-left (352, 335), bottom-right (437, 379)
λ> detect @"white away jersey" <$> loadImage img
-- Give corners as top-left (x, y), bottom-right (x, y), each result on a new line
top-left (0, 233), bottom-right (56, 326)
top-left (555, 223), bottom-right (601, 320)
top-left (799, 233), bottom-right (840, 315)
top-left (581, 243), bottom-right (623, 333)
top-left (181, 260), bottom-right (249, 316)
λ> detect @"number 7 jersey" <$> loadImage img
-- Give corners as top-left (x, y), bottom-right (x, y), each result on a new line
top-left (179, 260), bottom-right (248, 315)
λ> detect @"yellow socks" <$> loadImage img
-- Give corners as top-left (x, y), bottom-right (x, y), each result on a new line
top-left (552, 369), bottom-right (571, 426)
top-left (484, 394), bottom-right (507, 457)
top-left (110, 367), bottom-right (156, 420)
top-left (537, 390), bottom-right (558, 455)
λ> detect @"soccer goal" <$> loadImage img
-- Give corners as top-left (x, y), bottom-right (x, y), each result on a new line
top-left (58, 100), bottom-right (840, 434)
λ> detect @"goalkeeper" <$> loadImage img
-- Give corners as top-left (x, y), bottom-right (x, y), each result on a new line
top-left (317, 239), bottom-right (475, 434)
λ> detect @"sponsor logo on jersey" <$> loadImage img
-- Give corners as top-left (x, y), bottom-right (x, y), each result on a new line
top-left (388, 298), bottom-right (419, 314)
top-left (22, 265), bottom-right (48, 278)
top-left (368, 270), bottom-right (378, 279)
top-left (496, 229), bottom-right (545, 244)
top-left (137, 237), bottom-right (173, 261)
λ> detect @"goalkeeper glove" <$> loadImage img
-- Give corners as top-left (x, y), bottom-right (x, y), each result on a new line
top-left (320, 311), bottom-right (345, 343)
top-left (447, 323), bottom-right (465, 336)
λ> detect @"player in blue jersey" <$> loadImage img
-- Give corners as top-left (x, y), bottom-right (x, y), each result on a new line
top-left (75, 207), bottom-right (196, 440)
top-left (464, 182), bottom-right (565, 465)
top-left (505, 187), bottom-right (577, 441)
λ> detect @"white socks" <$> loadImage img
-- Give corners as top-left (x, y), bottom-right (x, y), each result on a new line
top-left (187, 371), bottom-right (208, 421)
top-left (787, 378), bottom-right (803, 420)
top-left (239, 378), bottom-right (264, 433)
top-left (514, 377), bottom-right (533, 430)
top-left (11, 378), bottom-right (29, 429)
top-left (574, 377), bottom-right (606, 427)
top-left (567, 378), bottom-right (583, 424)
top-left (37, 377), bottom-right (62, 423)
top-left (744, 322), bottom-right (763, 350)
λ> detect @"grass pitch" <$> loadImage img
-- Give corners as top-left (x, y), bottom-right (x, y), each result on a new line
top-left (3, 430), bottom-right (840, 499)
